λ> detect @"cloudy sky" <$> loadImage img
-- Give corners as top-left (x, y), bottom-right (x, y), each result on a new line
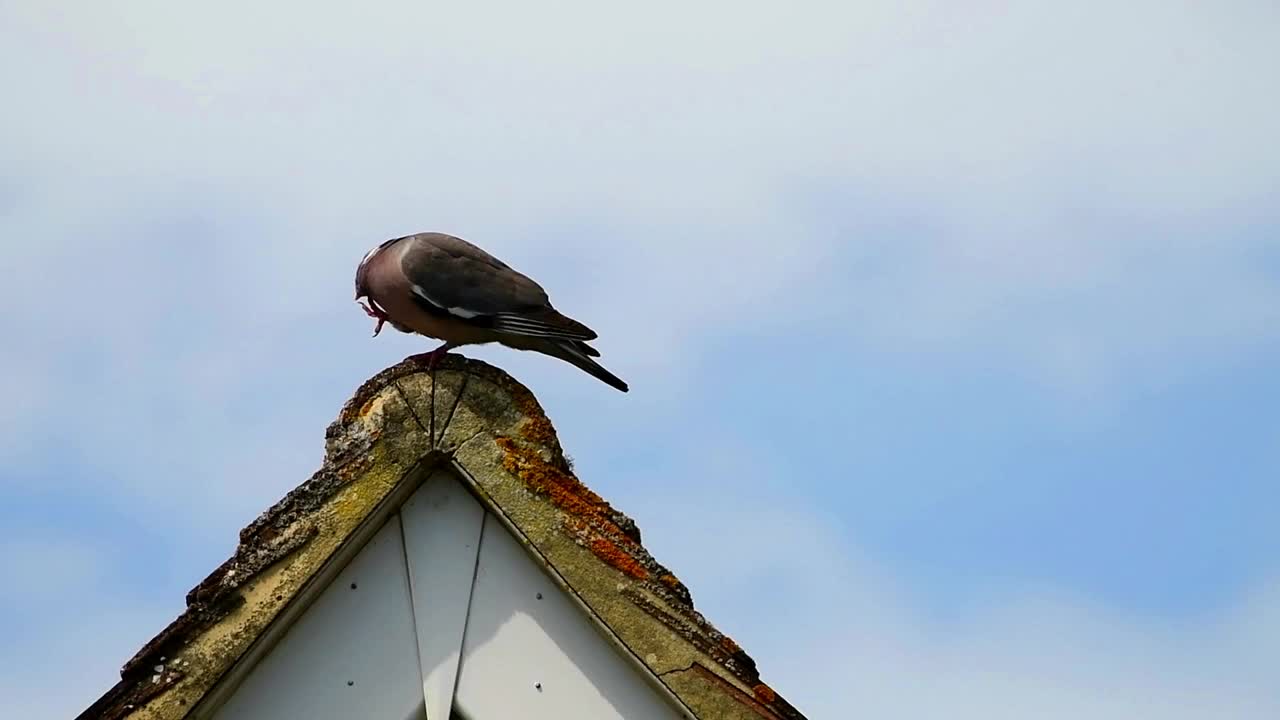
top-left (2, 2), bottom-right (1278, 717)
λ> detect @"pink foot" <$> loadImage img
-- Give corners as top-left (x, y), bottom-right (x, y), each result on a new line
top-left (359, 301), bottom-right (387, 337)
top-left (409, 343), bottom-right (454, 370)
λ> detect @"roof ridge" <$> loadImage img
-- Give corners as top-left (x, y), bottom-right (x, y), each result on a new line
top-left (78, 355), bottom-right (807, 720)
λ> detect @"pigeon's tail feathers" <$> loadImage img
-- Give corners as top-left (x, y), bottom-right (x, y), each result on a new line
top-left (539, 339), bottom-right (629, 392)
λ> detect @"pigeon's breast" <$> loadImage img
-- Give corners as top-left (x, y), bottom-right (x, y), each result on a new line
top-left (363, 249), bottom-right (493, 345)
top-left (363, 248), bottom-right (409, 309)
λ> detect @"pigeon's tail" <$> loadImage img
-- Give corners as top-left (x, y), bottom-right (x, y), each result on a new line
top-left (537, 339), bottom-right (629, 392)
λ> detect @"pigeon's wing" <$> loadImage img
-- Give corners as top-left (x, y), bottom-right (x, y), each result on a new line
top-left (398, 233), bottom-right (598, 341)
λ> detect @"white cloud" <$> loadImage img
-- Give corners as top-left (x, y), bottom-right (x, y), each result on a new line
top-left (2, 4), bottom-right (1278, 715)
top-left (23, 469), bottom-right (1276, 719)
top-left (623, 480), bottom-right (1280, 719)
top-left (2, 0), bottom-right (1277, 397)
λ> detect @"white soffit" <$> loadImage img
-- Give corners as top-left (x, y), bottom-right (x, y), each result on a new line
top-left (210, 515), bottom-right (426, 720)
top-left (209, 469), bottom-right (686, 720)
top-left (451, 509), bottom-right (684, 720)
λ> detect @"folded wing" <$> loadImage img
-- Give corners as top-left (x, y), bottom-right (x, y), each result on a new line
top-left (400, 233), bottom-right (600, 342)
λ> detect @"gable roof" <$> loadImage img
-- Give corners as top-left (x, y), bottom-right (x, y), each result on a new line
top-left (77, 356), bottom-right (808, 720)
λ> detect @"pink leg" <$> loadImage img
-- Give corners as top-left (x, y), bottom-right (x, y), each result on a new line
top-left (409, 342), bottom-right (454, 370)
top-left (359, 301), bottom-right (388, 337)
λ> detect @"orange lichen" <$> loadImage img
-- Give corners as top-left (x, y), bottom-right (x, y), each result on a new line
top-left (495, 378), bottom-right (561, 450)
top-left (496, 438), bottom-right (613, 520)
top-left (496, 436), bottom-right (651, 580)
top-left (517, 412), bottom-right (559, 449)
top-left (589, 537), bottom-right (650, 580)
top-left (720, 635), bottom-right (743, 654)
top-left (753, 683), bottom-right (777, 703)
top-left (81, 357), bottom-right (807, 720)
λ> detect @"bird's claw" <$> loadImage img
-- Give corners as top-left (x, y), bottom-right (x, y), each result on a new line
top-left (359, 300), bottom-right (388, 337)
top-left (409, 344), bottom-right (453, 371)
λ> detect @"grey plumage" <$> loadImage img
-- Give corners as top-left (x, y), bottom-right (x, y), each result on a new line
top-left (354, 232), bottom-right (628, 392)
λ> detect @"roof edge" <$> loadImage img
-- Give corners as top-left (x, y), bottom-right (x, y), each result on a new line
top-left (77, 355), bottom-right (807, 720)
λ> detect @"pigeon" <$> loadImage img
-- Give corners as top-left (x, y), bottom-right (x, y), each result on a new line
top-left (354, 232), bottom-right (629, 392)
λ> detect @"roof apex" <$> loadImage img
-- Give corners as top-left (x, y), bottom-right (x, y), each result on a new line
top-left (78, 355), bottom-right (807, 720)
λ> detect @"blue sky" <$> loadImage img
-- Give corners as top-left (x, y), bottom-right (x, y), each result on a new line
top-left (2, 2), bottom-right (1279, 717)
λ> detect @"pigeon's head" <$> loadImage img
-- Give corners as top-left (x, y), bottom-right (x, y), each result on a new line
top-left (354, 238), bottom-right (393, 301)
top-left (353, 246), bottom-right (374, 301)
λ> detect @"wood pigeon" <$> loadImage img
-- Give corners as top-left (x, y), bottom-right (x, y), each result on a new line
top-left (354, 232), bottom-right (628, 392)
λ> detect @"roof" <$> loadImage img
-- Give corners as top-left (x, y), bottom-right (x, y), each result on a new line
top-left (77, 355), bottom-right (808, 720)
